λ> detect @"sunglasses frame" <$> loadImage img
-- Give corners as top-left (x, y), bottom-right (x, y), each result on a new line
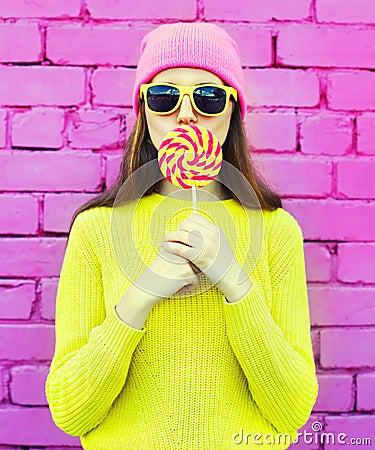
top-left (139, 82), bottom-right (238, 117)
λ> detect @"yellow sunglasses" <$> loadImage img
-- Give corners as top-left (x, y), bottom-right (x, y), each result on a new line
top-left (139, 83), bottom-right (238, 117)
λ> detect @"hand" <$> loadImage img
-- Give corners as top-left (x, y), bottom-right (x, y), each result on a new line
top-left (162, 214), bottom-right (251, 301)
top-left (133, 246), bottom-right (202, 303)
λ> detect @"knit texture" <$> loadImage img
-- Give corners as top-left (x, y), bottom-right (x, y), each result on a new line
top-left (132, 22), bottom-right (247, 120)
top-left (45, 193), bottom-right (318, 449)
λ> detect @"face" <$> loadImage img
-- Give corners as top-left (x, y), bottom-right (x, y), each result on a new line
top-left (143, 67), bottom-right (234, 150)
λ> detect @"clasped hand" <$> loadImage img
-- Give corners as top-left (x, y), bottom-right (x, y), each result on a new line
top-left (161, 214), bottom-right (251, 301)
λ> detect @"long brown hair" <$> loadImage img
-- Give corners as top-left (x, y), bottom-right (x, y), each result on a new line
top-left (69, 100), bottom-right (282, 232)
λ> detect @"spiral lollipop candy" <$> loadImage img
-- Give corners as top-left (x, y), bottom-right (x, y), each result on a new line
top-left (158, 124), bottom-right (222, 212)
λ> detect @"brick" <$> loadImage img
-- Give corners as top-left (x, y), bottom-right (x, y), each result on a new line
top-left (221, 26), bottom-right (272, 67)
top-left (300, 115), bottom-right (352, 155)
top-left (244, 69), bottom-right (319, 107)
top-left (0, 368), bottom-right (3, 402)
top-left (283, 200), bottom-right (375, 241)
top-left (0, 238), bottom-right (65, 277)
top-left (92, 68), bottom-right (135, 106)
top-left (46, 25), bottom-right (148, 66)
top-left (0, 66), bottom-right (85, 106)
top-left (67, 109), bottom-right (123, 150)
top-left (325, 415), bottom-right (375, 448)
top-left (87, 0), bottom-right (195, 19)
top-left (0, 195), bottom-right (38, 234)
top-left (279, 25), bottom-right (375, 69)
top-left (44, 193), bottom-right (97, 233)
top-left (0, 407), bottom-right (80, 446)
top-left (357, 114), bottom-right (375, 155)
top-left (327, 72), bottom-right (375, 111)
top-left (357, 373), bottom-right (375, 411)
top-left (106, 153), bottom-right (122, 188)
top-left (41, 448), bottom-right (83, 450)
top-left (36, 448), bottom-right (82, 450)
top-left (0, 0), bottom-right (80, 18)
top-left (256, 156), bottom-right (331, 197)
top-left (40, 278), bottom-right (58, 320)
top-left (317, 0), bottom-right (375, 24)
top-left (0, 109), bottom-right (6, 147)
top-left (311, 330), bottom-right (319, 365)
top-left (309, 286), bottom-right (375, 326)
top-left (0, 151), bottom-right (101, 192)
top-left (337, 243), bottom-right (375, 283)
top-left (304, 243), bottom-right (331, 282)
top-left (205, 0), bottom-right (310, 21)
top-left (125, 113), bottom-right (136, 139)
top-left (10, 365), bottom-right (49, 405)
top-left (0, 23), bottom-right (41, 62)
top-left (337, 160), bottom-right (375, 199)
top-left (0, 280), bottom-right (35, 320)
top-left (12, 108), bottom-right (64, 149)
top-left (0, 324), bottom-right (54, 360)
top-left (313, 374), bottom-right (353, 412)
top-left (244, 113), bottom-right (296, 151)
top-left (321, 329), bottom-right (375, 368)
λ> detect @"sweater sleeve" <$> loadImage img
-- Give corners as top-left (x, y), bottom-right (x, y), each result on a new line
top-left (222, 212), bottom-right (318, 433)
top-left (45, 211), bottom-right (145, 436)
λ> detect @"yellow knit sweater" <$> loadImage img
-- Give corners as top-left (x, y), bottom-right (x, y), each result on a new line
top-left (46, 192), bottom-right (318, 449)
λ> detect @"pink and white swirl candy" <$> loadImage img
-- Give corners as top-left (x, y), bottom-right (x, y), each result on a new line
top-left (158, 124), bottom-right (222, 189)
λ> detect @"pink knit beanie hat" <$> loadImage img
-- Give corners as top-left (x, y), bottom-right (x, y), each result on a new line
top-left (132, 22), bottom-right (247, 120)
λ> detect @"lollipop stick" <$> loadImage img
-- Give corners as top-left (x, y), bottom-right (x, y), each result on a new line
top-left (192, 185), bottom-right (197, 214)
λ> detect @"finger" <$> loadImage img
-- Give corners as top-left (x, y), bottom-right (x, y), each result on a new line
top-left (176, 272), bottom-right (201, 294)
top-left (176, 220), bottom-right (203, 235)
top-left (162, 241), bottom-right (200, 262)
top-left (188, 272), bottom-right (201, 286)
top-left (187, 213), bottom-right (216, 231)
top-left (159, 244), bottom-right (195, 266)
top-left (164, 230), bottom-right (191, 246)
top-left (176, 222), bottom-right (208, 247)
top-left (159, 246), bottom-right (188, 264)
top-left (180, 270), bottom-right (201, 288)
top-left (190, 262), bottom-right (201, 275)
top-left (164, 230), bottom-right (201, 247)
top-left (176, 285), bottom-right (192, 294)
top-left (178, 216), bottom-right (217, 237)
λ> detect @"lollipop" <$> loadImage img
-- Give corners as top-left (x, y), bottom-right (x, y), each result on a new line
top-left (158, 124), bottom-right (222, 212)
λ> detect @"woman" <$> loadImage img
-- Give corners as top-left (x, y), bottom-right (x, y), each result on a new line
top-left (46, 22), bottom-right (318, 449)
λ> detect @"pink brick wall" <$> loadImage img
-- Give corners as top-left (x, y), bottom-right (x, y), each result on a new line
top-left (0, 1), bottom-right (374, 448)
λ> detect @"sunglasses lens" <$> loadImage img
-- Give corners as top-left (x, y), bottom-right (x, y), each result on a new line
top-left (146, 85), bottom-right (180, 113)
top-left (193, 86), bottom-right (227, 114)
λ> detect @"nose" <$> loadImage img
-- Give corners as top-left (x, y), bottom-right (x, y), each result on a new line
top-left (177, 94), bottom-right (197, 124)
